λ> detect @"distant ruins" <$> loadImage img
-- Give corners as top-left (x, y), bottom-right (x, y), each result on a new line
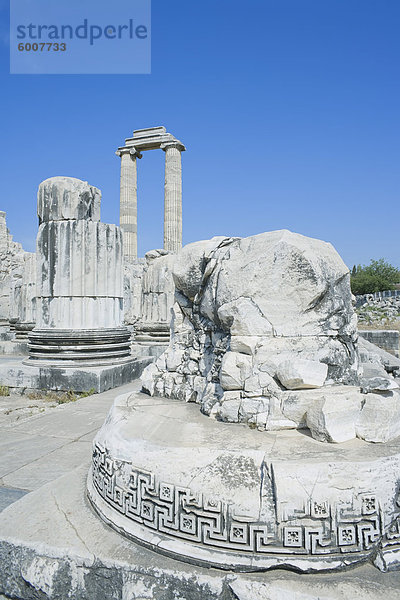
top-left (116, 126), bottom-right (185, 260)
top-left (0, 126), bottom-right (185, 386)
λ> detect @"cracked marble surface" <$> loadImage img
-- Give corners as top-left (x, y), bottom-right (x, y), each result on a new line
top-left (88, 390), bottom-right (400, 572)
top-left (1, 465), bottom-right (400, 599)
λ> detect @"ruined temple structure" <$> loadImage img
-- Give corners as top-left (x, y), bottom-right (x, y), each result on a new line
top-left (9, 252), bottom-right (36, 339)
top-left (131, 249), bottom-right (175, 349)
top-left (0, 212), bottom-right (35, 353)
top-left (118, 126), bottom-right (186, 349)
top-left (0, 128), bottom-right (182, 359)
top-left (116, 126), bottom-right (185, 260)
top-left (1, 143), bottom-right (400, 597)
top-left (88, 229), bottom-right (400, 578)
top-left (0, 176), bottom-right (153, 392)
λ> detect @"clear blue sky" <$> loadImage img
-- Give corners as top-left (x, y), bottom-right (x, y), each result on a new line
top-left (0, 0), bottom-right (399, 268)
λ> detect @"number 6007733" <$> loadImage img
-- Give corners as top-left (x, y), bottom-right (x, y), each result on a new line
top-left (18, 43), bottom-right (67, 51)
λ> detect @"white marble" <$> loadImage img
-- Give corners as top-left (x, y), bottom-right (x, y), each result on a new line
top-left (162, 143), bottom-right (183, 253)
top-left (88, 390), bottom-right (400, 573)
top-left (117, 149), bottom-right (141, 261)
top-left (37, 176), bottom-right (100, 223)
top-left (117, 126), bottom-right (185, 255)
top-left (29, 177), bottom-right (131, 365)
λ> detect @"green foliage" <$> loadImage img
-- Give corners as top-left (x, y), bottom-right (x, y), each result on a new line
top-left (28, 388), bottom-right (97, 403)
top-left (46, 390), bottom-right (78, 404)
top-left (41, 390), bottom-right (78, 404)
top-left (351, 259), bottom-right (400, 295)
top-left (79, 388), bottom-right (96, 398)
top-left (0, 385), bottom-right (10, 396)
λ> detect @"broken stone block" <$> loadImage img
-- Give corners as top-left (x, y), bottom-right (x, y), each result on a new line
top-left (37, 176), bottom-right (101, 223)
top-left (306, 392), bottom-right (361, 443)
top-left (277, 359), bottom-right (328, 390)
top-left (219, 351), bottom-right (252, 390)
top-left (356, 392), bottom-right (400, 443)
top-left (230, 335), bottom-right (259, 355)
top-left (218, 396), bottom-right (241, 422)
top-left (166, 348), bottom-right (184, 371)
top-left (141, 362), bottom-right (160, 396)
top-left (243, 374), bottom-right (262, 395)
top-left (360, 363), bottom-right (399, 394)
top-left (218, 297), bottom-right (273, 336)
top-left (281, 389), bottom-right (319, 428)
top-left (239, 397), bottom-right (264, 422)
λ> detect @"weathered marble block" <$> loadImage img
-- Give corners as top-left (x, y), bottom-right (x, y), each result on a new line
top-left (38, 176), bottom-right (100, 223)
top-left (133, 249), bottom-right (175, 344)
top-left (140, 230), bottom-right (400, 444)
top-left (36, 219), bottom-right (124, 329)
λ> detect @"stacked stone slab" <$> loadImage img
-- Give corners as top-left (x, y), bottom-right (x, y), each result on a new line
top-left (27, 177), bottom-right (131, 366)
top-left (133, 249), bottom-right (175, 345)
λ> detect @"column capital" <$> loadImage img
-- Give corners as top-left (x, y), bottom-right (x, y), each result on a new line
top-left (161, 141), bottom-right (186, 153)
top-left (116, 147), bottom-right (143, 159)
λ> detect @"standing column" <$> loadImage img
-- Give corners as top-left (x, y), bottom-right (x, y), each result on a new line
top-left (117, 147), bottom-right (142, 262)
top-left (161, 142), bottom-right (184, 253)
top-left (28, 176), bottom-right (131, 366)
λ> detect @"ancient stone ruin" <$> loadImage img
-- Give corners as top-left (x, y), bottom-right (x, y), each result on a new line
top-left (1, 128), bottom-right (400, 599)
top-left (117, 126), bottom-right (185, 259)
top-left (88, 228), bottom-right (400, 575)
top-left (140, 230), bottom-right (400, 444)
top-left (27, 176), bottom-right (132, 365)
top-left (0, 175), bottom-right (154, 392)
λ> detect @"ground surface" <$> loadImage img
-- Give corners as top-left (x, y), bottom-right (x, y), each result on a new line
top-left (1, 370), bottom-right (400, 599)
top-left (0, 378), bottom-right (141, 506)
top-left (1, 451), bottom-right (400, 599)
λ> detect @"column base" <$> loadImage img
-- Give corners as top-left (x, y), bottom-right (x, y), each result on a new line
top-left (26, 327), bottom-right (132, 367)
top-left (15, 322), bottom-right (35, 340)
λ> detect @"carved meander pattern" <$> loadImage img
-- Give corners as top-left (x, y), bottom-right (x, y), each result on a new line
top-left (91, 443), bottom-right (400, 557)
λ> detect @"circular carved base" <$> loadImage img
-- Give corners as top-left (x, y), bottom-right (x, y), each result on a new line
top-left (87, 391), bottom-right (400, 573)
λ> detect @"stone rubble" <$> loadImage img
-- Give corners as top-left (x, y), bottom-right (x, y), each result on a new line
top-left (141, 230), bottom-right (400, 444)
top-left (0, 212), bottom-right (28, 327)
top-left (357, 294), bottom-right (400, 326)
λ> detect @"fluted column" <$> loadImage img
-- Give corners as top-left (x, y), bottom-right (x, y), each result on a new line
top-left (162, 142), bottom-right (184, 253)
top-left (28, 176), bottom-right (131, 365)
top-left (117, 147), bottom-right (142, 262)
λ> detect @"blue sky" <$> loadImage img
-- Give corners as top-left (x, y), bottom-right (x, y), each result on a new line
top-left (0, 0), bottom-right (399, 268)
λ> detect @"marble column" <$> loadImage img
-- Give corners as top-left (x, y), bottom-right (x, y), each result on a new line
top-left (28, 176), bottom-right (131, 365)
top-left (162, 142), bottom-right (184, 253)
top-left (117, 147), bottom-right (141, 262)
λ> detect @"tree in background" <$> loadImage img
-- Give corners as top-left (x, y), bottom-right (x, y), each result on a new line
top-left (351, 259), bottom-right (400, 295)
